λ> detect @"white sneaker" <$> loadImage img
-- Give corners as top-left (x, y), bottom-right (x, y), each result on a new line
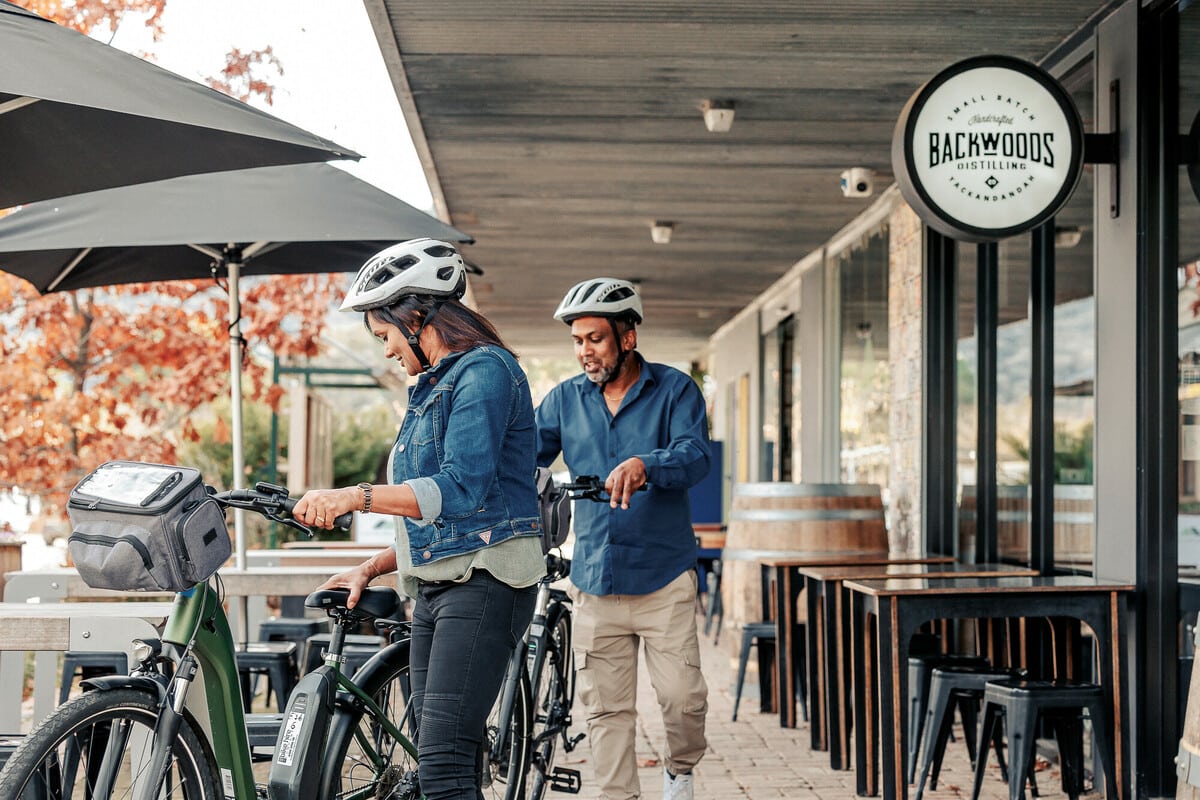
top-left (663, 767), bottom-right (694, 800)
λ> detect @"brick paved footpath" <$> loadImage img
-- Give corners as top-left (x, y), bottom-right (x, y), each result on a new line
top-left (556, 605), bottom-right (1102, 800)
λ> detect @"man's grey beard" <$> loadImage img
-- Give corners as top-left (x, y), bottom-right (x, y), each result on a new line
top-left (585, 364), bottom-right (615, 384)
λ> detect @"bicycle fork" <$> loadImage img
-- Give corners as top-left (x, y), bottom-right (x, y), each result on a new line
top-left (133, 649), bottom-right (200, 800)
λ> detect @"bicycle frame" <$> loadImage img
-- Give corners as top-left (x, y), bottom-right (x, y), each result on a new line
top-left (160, 583), bottom-right (255, 799)
top-left (143, 582), bottom-right (417, 800)
top-left (492, 628), bottom-right (528, 760)
top-left (524, 581), bottom-right (559, 694)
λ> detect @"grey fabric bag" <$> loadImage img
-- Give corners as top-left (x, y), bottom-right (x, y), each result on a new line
top-left (67, 461), bottom-right (230, 592)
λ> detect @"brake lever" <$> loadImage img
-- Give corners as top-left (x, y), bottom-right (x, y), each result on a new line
top-left (250, 481), bottom-right (318, 538)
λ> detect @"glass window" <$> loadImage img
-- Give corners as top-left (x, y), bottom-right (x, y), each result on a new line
top-left (837, 227), bottom-right (890, 486)
top-left (1179, 5), bottom-right (1200, 574)
top-left (958, 245), bottom-right (979, 560)
top-left (758, 316), bottom-right (798, 482)
top-left (760, 326), bottom-right (780, 481)
top-left (957, 59), bottom-right (1096, 571)
top-left (1051, 59), bottom-right (1096, 574)
top-left (955, 235), bottom-right (1035, 564)
top-left (995, 236), bottom-right (1035, 564)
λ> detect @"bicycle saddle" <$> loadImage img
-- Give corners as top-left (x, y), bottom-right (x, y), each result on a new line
top-left (305, 587), bottom-right (403, 622)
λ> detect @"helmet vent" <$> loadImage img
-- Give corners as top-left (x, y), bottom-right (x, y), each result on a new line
top-left (424, 245), bottom-right (457, 258)
top-left (436, 266), bottom-right (456, 281)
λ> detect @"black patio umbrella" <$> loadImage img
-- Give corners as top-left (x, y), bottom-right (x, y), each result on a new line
top-left (0, 0), bottom-right (359, 208)
top-left (0, 161), bottom-right (473, 566)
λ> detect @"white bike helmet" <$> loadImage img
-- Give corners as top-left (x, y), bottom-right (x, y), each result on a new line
top-left (340, 238), bottom-right (467, 312)
top-left (553, 277), bottom-right (643, 324)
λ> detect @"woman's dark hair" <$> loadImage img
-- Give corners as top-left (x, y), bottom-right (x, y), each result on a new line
top-left (367, 296), bottom-right (518, 359)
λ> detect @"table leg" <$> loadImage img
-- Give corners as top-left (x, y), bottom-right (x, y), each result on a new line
top-left (805, 575), bottom-right (826, 751)
top-left (876, 600), bottom-right (920, 800)
top-left (853, 593), bottom-right (878, 796)
top-left (1097, 592), bottom-right (1127, 800)
top-left (774, 566), bottom-right (796, 728)
top-left (826, 580), bottom-right (852, 770)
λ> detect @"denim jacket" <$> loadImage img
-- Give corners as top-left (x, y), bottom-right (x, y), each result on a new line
top-left (391, 345), bottom-right (541, 564)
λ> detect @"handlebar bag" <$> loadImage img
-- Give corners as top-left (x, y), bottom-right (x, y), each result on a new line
top-left (67, 461), bottom-right (231, 592)
top-left (535, 467), bottom-right (572, 555)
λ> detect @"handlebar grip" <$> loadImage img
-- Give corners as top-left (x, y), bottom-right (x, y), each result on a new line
top-left (280, 497), bottom-right (353, 530)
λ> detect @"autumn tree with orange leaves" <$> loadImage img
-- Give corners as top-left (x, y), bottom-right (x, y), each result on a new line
top-left (1, 1), bottom-right (342, 507)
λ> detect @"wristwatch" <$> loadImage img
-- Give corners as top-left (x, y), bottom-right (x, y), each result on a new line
top-left (357, 482), bottom-right (373, 514)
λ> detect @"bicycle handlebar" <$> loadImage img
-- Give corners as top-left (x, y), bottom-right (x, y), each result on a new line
top-left (557, 475), bottom-right (648, 503)
top-left (545, 552), bottom-right (571, 582)
top-left (212, 482), bottom-right (353, 537)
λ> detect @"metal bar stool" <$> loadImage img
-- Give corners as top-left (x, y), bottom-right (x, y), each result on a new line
top-left (58, 651), bottom-right (128, 705)
top-left (235, 641), bottom-right (299, 713)
top-left (914, 665), bottom-right (1026, 800)
top-left (906, 647), bottom-right (990, 785)
top-left (971, 678), bottom-right (1116, 800)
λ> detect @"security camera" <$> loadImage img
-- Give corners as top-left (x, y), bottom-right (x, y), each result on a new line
top-left (840, 168), bottom-right (874, 198)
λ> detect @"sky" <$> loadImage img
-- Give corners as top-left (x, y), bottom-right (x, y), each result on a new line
top-left (105, 0), bottom-right (433, 212)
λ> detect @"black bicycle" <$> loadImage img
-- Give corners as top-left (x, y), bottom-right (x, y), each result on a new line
top-left (522, 551), bottom-right (582, 800)
top-left (532, 475), bottom-right (649, 799)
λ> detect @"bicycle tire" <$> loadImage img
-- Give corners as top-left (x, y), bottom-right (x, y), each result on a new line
top-left (527, 605), bottom-right (574, 800)
top-left (483, 660), bottom-right (532, 800)
top-left (321, 639), bottom-right (420, 800)
top-left (0, 687), bottom-right (221, 800)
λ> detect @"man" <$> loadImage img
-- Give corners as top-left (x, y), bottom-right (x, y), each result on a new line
top-left (535, 277), bottom-right (711, 800)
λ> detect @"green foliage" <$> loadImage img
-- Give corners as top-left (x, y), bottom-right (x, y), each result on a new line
top-left (178, 398), bottom-right (397, 547)
top-left (333, 405), bottom-right (397, 486)
top-left (178, 398), bottom-right (276, 491)
top-left (957, 357), bottom-right (976, 405)
top-left (1000, 421), bottom-right (1094, 485)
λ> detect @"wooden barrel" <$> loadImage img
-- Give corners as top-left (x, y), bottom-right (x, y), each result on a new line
top-left (958, 485), bottom-right (1028, 561)
top-left (958, 485), bottom-right (1093, 569)
top-left (720, 482), bottom-right (888, 650)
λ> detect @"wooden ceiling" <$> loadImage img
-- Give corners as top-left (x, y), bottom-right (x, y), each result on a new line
top-left (364, 1), bottom-right (1114, 362)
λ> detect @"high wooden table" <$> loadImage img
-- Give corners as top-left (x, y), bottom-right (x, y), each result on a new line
top-left (845, 575), bottom-right (1133, 800)
top-left (0, 566), bottom-right (399, 733)
top-left (798, 561), bottom-right (1037, 770)
top-left (759, 553), bottom-right (954, 729)
top-left (0, 601), bottom-right (175, 732)
top-left (3, 566), bottom-right (395, 604)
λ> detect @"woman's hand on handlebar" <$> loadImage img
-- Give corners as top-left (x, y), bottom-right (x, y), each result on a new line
top-left (293, 486), bottom-right (364, 530)
top-left (605, 457), bottom-right (647, 510)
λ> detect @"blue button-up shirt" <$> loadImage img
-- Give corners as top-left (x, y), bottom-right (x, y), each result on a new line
top-left (535, 355), bottom-right (711, 595)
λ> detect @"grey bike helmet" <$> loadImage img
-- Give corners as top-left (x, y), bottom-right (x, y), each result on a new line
top-left (340, 238), bottom-right (467, 312)
top-left (553, 277), bottom-right (643, 324)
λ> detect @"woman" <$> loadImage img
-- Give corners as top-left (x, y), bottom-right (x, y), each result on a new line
top-left (293, 238), bottom-right (546, 800)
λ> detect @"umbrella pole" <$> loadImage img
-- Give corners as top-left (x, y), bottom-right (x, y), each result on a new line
top-left (228, 259), bottom-right (247, 572)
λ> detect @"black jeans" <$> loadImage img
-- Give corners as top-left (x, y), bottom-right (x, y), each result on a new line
top-left (410, 569), bottom-right (536, 800)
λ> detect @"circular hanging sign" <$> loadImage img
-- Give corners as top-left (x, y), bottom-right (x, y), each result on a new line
top-left (892, 55), bottom-right (1085, 243)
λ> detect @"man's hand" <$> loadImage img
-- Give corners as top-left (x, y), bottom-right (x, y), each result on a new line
top-left (605, 457), bottom-right (647, 509)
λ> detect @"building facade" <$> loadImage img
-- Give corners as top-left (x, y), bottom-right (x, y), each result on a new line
top-left (705, 2), bottom-right (1200, 794)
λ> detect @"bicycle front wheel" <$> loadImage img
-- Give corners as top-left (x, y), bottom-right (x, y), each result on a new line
top-left (0, 687), bottom-right (221, 800)
top-left (527, 606), bottom-right (574, 800)
top-left (321, 640), bottom-right (419, 800)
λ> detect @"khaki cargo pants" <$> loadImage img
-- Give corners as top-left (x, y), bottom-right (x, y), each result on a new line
top-left (568, 570), bottom-right (709, 800)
